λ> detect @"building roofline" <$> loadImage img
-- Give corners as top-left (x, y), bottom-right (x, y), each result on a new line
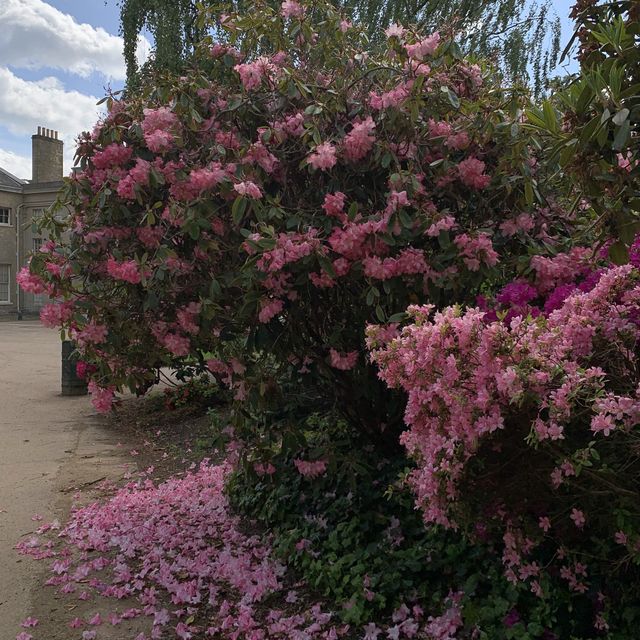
top-left (22, 180), bottom-right (63, 194)
top-left (0, 165), bottom-right (28, 188)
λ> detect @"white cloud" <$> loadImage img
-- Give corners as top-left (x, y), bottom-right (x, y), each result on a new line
top-left (0, 0), bottom-right (149, 80)
top-left (0, 67), bottom-right (103, 172)
top-left (0, 148), bottom-right (31, 180)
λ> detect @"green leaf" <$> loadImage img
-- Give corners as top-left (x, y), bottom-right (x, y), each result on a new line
top-left (612, 107), bottom-right (630, 126)
top-left (231, 197), bottom-right (248, 225)
top-left (542, 100), bottom-right (558, 133)
top-left (209, 278), bottom-right (222, 298)
top-left (524, 181), bottom-right (534, 205)
top-left (366, 288), bottom-right (376, 306)
top-left (613, 119), bottom-right (631, 151)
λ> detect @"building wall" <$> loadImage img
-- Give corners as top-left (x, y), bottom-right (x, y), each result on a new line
top-left (0, 191), bottom-right (23, 314)
top-left (0, 127), bottom-right (64, 317)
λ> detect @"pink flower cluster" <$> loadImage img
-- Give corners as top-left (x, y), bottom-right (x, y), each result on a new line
top-left (16, 266), bottom-right (47, 294)
top-left (328, 349), bottom-right (358, 370)
top-left (40, 301), bottom-right (74, 329)
top-left (256, 231), bottom-right (321, 273)
top-left (343, 117), bottom-right (376, 162)
top-left (106, 257), bottom-right (142, 284)
top-left (142, 107), bottom-right (180, 153)
top-left (453, 233), bottom-right (499, 271)
top-left (234, 57), bottom-right (276, 91)
top-left (281, 0), bottom-right (304, 19)
top-left (457, 157), bottom-right (491, 189)
top-left (405, 33), bottom-right (441, 60)
top-left (91, 143), bottom-right (132, 169)
top-left (368, 265), bottom-right (640, 527)
top-left (87, 380), bottom-right (116, 413)
top-left (307, 142), bottom-right (337, 171)
top-left (293, 458), bottom-right (328, 478)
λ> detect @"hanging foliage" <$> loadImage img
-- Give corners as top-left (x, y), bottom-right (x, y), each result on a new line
top-left (119, 0), bottom-right (561, 93)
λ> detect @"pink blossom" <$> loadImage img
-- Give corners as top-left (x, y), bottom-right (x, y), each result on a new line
top-left (234, 58), bottom-right (275, 91)
top-left (426, 216), bottom-right (456, 237)
top-left (20, 618), bottom-right (38, 628)
top-left (294, 458), bottom-right (328, 478)
top-left (161, 333), bottom-right (191, 357)
top-left (404, 33), bottom-right (440, 59)
top-left (329, 349), bottom-right (358, 370)
top-left (384, 24), bottom-right (406, 39)
top-left (570, 508), bottom-right (586, 528)
top-left (259, 298), bottom-right (284, 323)
top-left (87, 381), bottom-right (116, 413)
top-left (107, 257), bottom-right (142, 284)
top-left (117, 158), bottom-right (151, 199)
top-left (17, 267), bottom-right (47, 294)
top-left (323, 192), bottom-right (346, 218)
top-left (137, 225), bottom-right (164, 248)
top-left (307, 142), bottom-right (337, 171)
top-left (39, 301), bottom-right (74, 328)
top-left (454, 233), bottom-right (498, 271)
top-left (88, 613), bottom-right (102, 626)
top-left (538, 517), bottom-right (551, 532)
top-left (234, 181), bottom-right (263, 199)
top-left (457, 157), bottom-right (491, 189)
top-left (369, 81), bottom-right (412, 110)
top-left (343, 117), bottom-right (376, 162)
top-left (615, 531), bottom-right (628, 545)
top-left (76, 321), bottom-right (108, 346)
top-left (281, 0), bottom-right (305, 19)
top-left (92, 143), bottom-right (132, 169)
top-left (142, 107), bottom-right (179, 152)
top-left (16, 634), bottom-right (33, 640)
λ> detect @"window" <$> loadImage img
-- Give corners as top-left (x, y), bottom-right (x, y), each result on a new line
top-left (32, 208), bottom-right (44, 219)
top-left (33, 237), bottom-right (43, 253)
top-left (0, 264), bottom-right (10, 303)
top-left (0, 207), bottom-right (10, 225)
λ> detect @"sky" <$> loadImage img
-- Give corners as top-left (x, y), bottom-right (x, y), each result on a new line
top-left (0, 0), bottom-right (149, 179)
top-left (0, 0), bottom-right (577, 180)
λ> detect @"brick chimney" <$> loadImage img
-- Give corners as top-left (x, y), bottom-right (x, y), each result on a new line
top-left (32, 126), bottom-right (63, 183)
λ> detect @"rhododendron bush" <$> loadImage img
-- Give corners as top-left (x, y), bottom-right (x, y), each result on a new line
top-left (24, 0), bottom-right (568, 443)
top-left (368, 264), bottom-right (640, 631)
top-left (19, 0), bottom-right (640, 635)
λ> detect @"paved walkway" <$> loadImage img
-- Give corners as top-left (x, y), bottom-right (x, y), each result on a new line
top-left (0, 322), bottom-right (132, 632)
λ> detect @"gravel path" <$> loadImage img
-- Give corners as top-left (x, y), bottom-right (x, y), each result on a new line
top-left (0, 321), bottom-right (134, 634)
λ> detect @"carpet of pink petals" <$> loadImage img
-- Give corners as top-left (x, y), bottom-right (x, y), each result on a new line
top-left (15, 460), bottom-right (453, 640)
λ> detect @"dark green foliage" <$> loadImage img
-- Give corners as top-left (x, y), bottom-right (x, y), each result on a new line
top-left (222, 412), bottom-right (640, 637)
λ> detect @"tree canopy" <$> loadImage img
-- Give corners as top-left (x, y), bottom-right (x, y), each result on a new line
top-left (118, 0), bottom-right (561, 94)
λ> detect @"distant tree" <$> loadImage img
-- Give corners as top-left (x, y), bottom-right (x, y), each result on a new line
top-left (118, 0), bottom-right (561, 93)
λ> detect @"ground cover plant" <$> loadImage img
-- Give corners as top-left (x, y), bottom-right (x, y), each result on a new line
top-left (18, 0), bottom-right (640, 637)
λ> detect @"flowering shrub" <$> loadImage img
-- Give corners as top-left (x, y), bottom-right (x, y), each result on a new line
top-left (369, 264), bottom-right (640, 632)
top-left (24, 0), bottom-right (568, 445)
top-left (526, 1), bottom-right (639, 261)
